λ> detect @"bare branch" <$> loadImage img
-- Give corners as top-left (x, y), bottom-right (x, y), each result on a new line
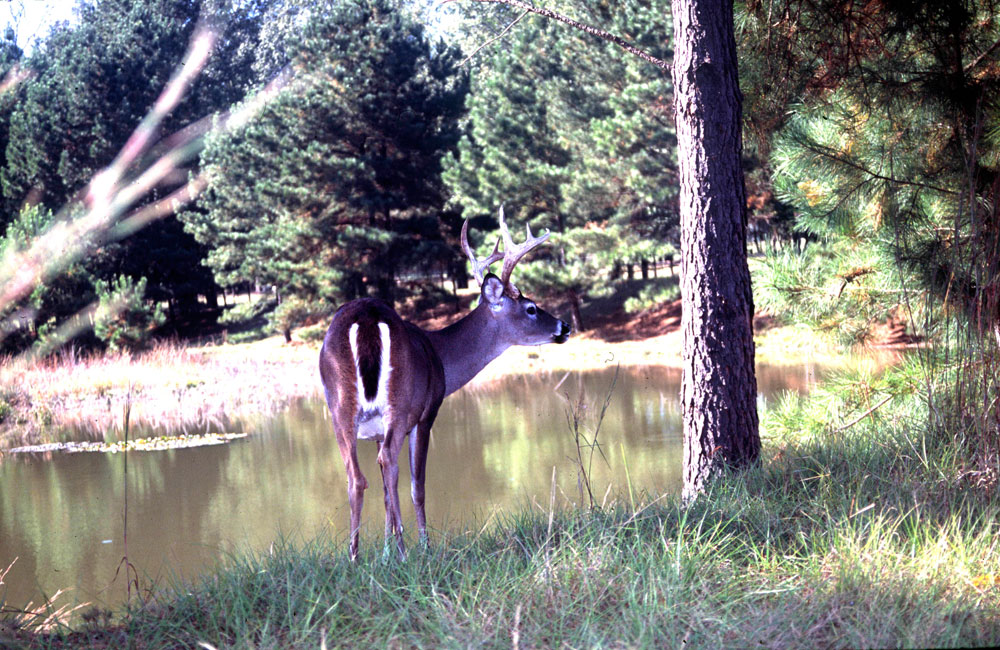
top-left (459, 9), bottom-right (529, 66)
top-left (965, 36), bottom-right (1000, 74)
top-left (442, 0), bottom-right (670, 72)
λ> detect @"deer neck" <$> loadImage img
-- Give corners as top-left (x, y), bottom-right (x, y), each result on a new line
top-left (424, 303), bottom-right (510, 396)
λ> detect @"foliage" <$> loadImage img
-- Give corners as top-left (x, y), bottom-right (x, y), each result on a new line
top-left (741, 0), bottom-right (1000, 462)
top-left (743, 0), bottom-right (1000, 321)
top-left (623, 276), bottom-right (680, 313)
top-left (183, 0), bottom-right (469, 328)
top-left (1, 205), bottom-right (169, 354)
top-left (0, 0), bottom-right (273, 352)
top-left (753, 238), bottom-right (922, 346)
top-left (0, 26), bottom-right (24, 224)
top-left (267, 293), bottom-right (312, 341)
top-left (218, 295), bottom-right (276, 327)
top-left (444, 0), bottom-right (676, 329)
top-left (93, 275), bottom-right (166, 352)
top-left (2, 0), bottom-right (265, 212)
top-left (0, 205), bottom-right (95, 353)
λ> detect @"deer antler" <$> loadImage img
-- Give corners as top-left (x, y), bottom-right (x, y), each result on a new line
top-left (498, 205), bottom-right (549, 298)
top-left (461, 218), bottom-right (503, 286)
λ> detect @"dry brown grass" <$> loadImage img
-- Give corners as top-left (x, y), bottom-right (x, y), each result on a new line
top-left (0, 339), bottom-right (320, 449)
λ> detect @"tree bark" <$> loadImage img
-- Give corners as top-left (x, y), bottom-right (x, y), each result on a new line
top-left (671, 0), bottom-right (760, 499)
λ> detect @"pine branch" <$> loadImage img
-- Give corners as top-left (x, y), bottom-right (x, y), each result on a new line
top-left (798, 139), bottom-right (957, 196)
top-left (833, 393), bottom-right (894, 433)
top-left (442, 0), bottom-right (671, 72)
top-left (965, 37), bottom-right (1000, 74)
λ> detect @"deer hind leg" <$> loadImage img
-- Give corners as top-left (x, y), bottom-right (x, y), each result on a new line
top-left (377, 424), bottom-right (408, 560)
top-left (408, 420), bottom-right (431, 546)
top-left (333, 411), bottom-right (367, 561)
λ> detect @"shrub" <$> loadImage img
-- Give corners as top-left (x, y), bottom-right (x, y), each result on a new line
top-left (624, 278), bottom-right (680, 313)
top-left (93, 276), bottom-right (166, 352)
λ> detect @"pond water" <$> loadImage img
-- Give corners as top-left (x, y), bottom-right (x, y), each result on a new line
top-left (0, 363), bottom-right (819, 613)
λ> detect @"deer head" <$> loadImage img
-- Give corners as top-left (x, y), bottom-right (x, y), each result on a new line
top-left (461, 205), bottom-right (569, 345)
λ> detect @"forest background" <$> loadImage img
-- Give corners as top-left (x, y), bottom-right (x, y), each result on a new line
top-left (1, 0), bottom-right (1000, 646)
top-left (0, 0), bottom-right (998, 494)
top-left (3, 0), bottom-right (998, 466)
top-left (0, 0), bottom-right (990, 364)
top-left (0, 0), bottom-right (996, 489)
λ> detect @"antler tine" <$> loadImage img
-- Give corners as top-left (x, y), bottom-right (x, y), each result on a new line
top-left (461, 218), bottom-right (503, 286)
top-left (498, 205), bottom-right (549, 298)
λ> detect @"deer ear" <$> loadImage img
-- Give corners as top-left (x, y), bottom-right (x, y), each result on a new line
top-left (481, 275), bottom-right (505, 308)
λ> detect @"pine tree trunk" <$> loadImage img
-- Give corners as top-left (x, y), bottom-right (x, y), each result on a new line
top-left (671, 0), bottom-right (760, 499)
top-left (568, 289), bottom-right (585, 333)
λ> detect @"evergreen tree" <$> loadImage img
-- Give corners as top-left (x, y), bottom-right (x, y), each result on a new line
top-left (0, 0), bottom-right (269, 348)
top-left (0, 205), bottom-right (95, 352)
top-left (93, 274), bottom-right (166, 351)
top-left (444, 0), bottom-right (676, 330)
top-left (0, 26), bottom-right (23, 228)
top-left (746, 1), bottom-right (1000, 342)
top-left (182, 0), bottom-right (468, 335)
top-left (743, 0), bottom-right (1000, 458)
top-left (4, 0), bottom-right (201, 209)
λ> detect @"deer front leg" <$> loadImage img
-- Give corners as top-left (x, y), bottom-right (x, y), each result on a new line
top-left (408, 421), bottom-right (431, 546)
top-left (377, 428), bottom-right (408, 560)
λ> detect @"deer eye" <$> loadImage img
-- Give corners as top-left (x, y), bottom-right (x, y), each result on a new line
top-left (526, 304), bottom-right (537, 316)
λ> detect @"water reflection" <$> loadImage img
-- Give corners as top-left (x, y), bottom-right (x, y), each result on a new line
top-left (0, 364), bottom-right (817, 613)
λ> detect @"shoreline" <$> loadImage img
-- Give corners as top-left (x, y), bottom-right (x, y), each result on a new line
top-left (0, 323), bottom-right (889, 452)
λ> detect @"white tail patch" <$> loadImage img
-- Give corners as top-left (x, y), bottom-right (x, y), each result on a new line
top-left (348, 321), bottom-right (392, 415)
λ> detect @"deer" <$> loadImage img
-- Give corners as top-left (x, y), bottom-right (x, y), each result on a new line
top-left (318, 207), bottom-right (571, 560)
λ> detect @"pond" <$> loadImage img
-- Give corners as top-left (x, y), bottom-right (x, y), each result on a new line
top-left (0, 363), bottom-right (819, 614)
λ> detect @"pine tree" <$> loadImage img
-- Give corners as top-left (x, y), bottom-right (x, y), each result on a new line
top-left (672, 0), bottom-right (760, 497)
top-left (0, 26), bottom-right (23, 228)
top-left (182, 0), bottom-right (469, 334)
top-left (0, 0), bottom-right (268, 346)
top-left (743, 0), bottom-right (1000, 458)
top-left (444, 0), bottom-right (676, 330)
top-left (746, 1), bottom-right (1000, 342)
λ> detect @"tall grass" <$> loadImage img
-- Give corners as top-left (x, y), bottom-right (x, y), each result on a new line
top-left (0, 339), bottom-right (320, 449)
top-left (7, 377), bottom-right (999, 649)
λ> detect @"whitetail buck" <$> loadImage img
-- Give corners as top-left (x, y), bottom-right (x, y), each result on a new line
top-left (319, 207), bottom-right (571, 559)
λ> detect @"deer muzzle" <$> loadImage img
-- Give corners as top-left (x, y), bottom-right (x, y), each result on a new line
top-left (553, 320), bottom-right (571, 344)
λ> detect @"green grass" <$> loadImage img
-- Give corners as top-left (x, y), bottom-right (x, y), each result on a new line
top-left (7, 383), bottom-right (999, 649)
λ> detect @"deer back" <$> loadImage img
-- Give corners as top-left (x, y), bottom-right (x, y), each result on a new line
top-left (319, 298), bottom-right (445, 434)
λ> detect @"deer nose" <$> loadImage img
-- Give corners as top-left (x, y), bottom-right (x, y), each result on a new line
top-left (553, 320), bottom-right (571, 343)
